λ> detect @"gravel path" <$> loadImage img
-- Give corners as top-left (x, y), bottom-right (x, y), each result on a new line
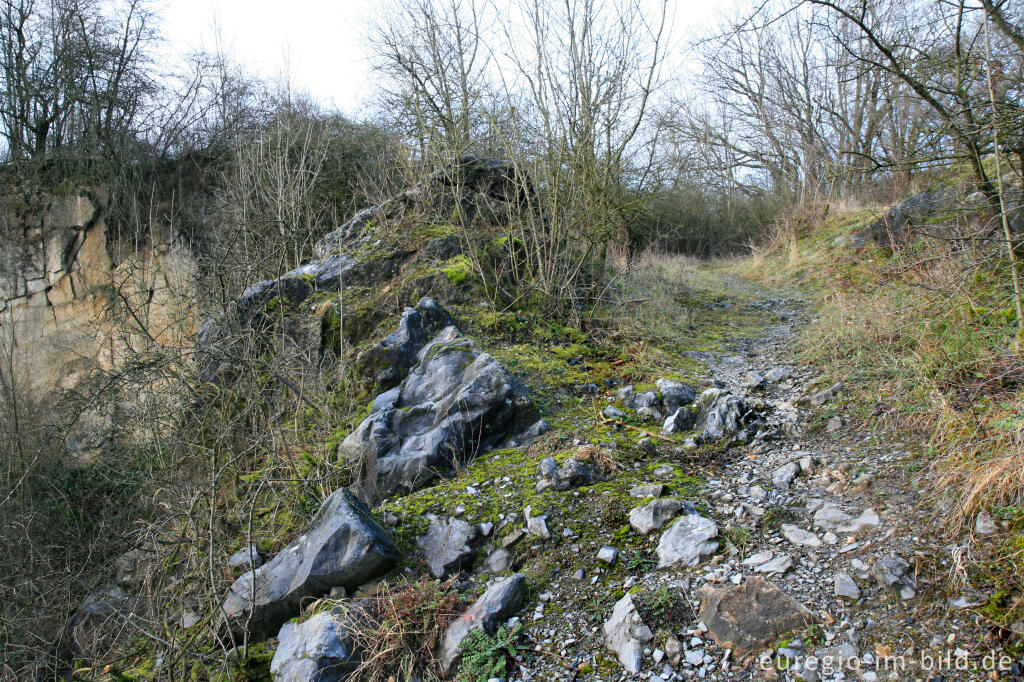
top-left (509, 286), bottom-right (1014, 682)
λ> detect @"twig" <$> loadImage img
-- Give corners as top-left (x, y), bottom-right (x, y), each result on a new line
top-left (587, 296), bottom-right (653, 306)
top-left (597, 417), bottom-right (674, 442)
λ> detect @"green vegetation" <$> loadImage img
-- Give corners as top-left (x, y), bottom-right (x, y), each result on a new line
top-left (343, 579), bottom-right (468, 682)
top-left (634, 585), bottom-right (689, 633)
top-left (7, 0), bottom-right (1024, 674)
top-left (456, 624), bottom-right (525, 682)
top-left (441, 254), bottom-right (476, 285)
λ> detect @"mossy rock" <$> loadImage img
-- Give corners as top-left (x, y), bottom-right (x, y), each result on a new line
top-left (441, 254), bottom-right (475, 285)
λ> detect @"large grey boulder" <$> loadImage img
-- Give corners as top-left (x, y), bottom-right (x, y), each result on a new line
top-left (662, 407), bottom-right (696, 434)
top-left (270, 610), bottom-right (356, 682)
top-left (632, 391), bottom-right (661, 417)
top-left (283, 251), bottom-right (398, 292)
top-left (860, 186), bottom-right (958, 246)
top-left (602, 593), bottom-right (653, 674)
top-left (355, 297), bottom-right (457, 390)
top-left (197, 156), bottom-right (534, 386)
top-left (439, 573), bottom-right (526, 676)
top-left (692, 388), bottom-right (762, 442)
top-left (313, 200), bottom-right (406, 259)
top-left (341, 326), bottom-right (530, 505)
top-left (417, 517), bottom-right (479, 578)
top-left (222, 490), bottom-right (396, 636)
top-left (228, 545), bottom-right (263, 570)
top-left (696, 578), bottom-right (818, 656)
top-left (656, 513), bottom-right (719, 568)
top-left (657, 379), bottom-right (697, 413)
top-left (556, 457), bottom-right (605, 489)
top-left (629, 499), bottom-right (684, 535)
top-left (313, 156), bottom-right (531, 261)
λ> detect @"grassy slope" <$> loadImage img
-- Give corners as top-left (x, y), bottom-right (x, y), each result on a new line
top-left (108, 248), bottom-right (780, 680)
top-left (112, 187), bottom-right (1024, 678)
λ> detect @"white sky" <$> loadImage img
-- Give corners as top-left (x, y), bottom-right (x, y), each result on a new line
top-left (157, 0), bottom-right (731, 117)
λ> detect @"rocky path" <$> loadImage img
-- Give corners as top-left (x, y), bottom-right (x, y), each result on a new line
top-left (512, 285), bottom-right (1008, 682)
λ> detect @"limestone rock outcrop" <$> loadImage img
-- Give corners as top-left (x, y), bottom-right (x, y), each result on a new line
top-left (222, 490), bottom-right (396, 636)
top-left (339, 324), bottom-right (530, 505)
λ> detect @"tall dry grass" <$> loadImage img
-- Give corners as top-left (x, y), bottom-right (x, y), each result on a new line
top-left (744, 199), bottom-right (1024, 533)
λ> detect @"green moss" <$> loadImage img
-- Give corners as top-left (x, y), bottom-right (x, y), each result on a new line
top-left (981, 590), bottom-right (1012, 620)
top-left (441, 254), bottom-right (475, 285)
top-left (492, 234), bottom-right (526, 251)
top-left (263, 294), bottom-right (293, 315)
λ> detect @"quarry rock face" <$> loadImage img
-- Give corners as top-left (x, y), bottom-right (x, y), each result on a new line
top-left (1, 192), bottom-right (196, 457)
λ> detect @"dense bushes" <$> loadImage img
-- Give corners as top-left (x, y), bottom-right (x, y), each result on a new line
top-left (635, 186), bottom-right (781, 258)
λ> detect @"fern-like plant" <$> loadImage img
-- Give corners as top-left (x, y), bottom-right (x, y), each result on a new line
top-left (456, 624), bottom-right (524, 682)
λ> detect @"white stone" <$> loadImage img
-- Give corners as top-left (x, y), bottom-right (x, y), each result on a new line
top-left (975, 511), bottom-right (997, 536)
top-left (781, 524), bottom-right (823, 548)
top-left (754, 554), bottom-right (793, 574)
top-left (656, 514), bottom-right (719, 569)
top-left (833, 572), bottom-right (861, 601)
top-left (597, 546), bottom-right (619, 565)
top-left (602, 594), bottom-right (653, 674)
top-left (742, 550), bottom-right (773, 567)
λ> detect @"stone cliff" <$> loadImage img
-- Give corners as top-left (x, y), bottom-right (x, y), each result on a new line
top-left (0, 191), bottom-right (197, 454)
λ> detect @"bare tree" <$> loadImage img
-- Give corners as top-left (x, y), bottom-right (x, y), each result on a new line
top-left (497, 0), bottom-right (669, 272)
top-left (0, 0), bottom-right (158, 163)
top-left (803, 0), bottom-right (1002, 198)
top-left (370, 0), bottom-right (492, 162)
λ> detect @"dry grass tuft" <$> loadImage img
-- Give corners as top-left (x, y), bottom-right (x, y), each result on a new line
top-left (343, 578), bottom-right (467, 682)
top-left (574, 443), bottom-right (625, 473)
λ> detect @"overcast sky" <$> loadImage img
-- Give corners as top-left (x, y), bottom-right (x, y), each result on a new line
top-left (158, 0), bottom-right (730, 117)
